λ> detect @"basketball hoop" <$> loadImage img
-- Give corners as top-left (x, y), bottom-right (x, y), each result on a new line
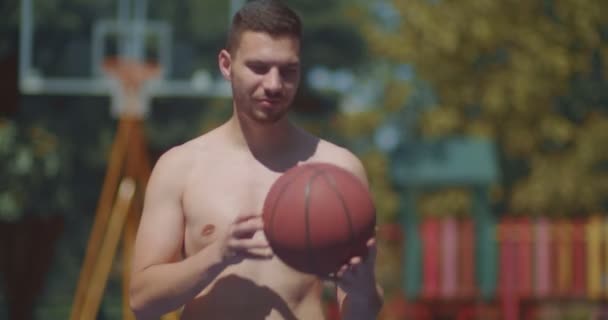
top-left (102, 57), bottom-right (161, 118)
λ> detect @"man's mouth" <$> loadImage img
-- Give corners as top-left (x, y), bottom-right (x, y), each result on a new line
top-left (257, 98), bottom-right (282, 106)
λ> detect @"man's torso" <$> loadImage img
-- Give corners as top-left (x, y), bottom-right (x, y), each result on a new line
top-left (177, 128), bottom-right (337, 319)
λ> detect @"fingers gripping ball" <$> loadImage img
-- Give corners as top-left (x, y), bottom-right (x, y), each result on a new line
top-left (262, 162), bottom-right (376, 276)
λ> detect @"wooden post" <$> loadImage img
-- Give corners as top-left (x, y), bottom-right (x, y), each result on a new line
top-left (70, 120), bottom-right (133, 319)
top-left (421, 217), bottom-right (440, 299)
top-left (401, 189), bottom-right (422, 299)
top-left (533, 217), bottom-right (551, 298)
top-left (585, 215), bottom-right (602, 300)
top-left (516, 218), bottom-right (532, 299)
top-left (79, 179), bottom-right (135, 318)
top-left (554, 220), bottom-right (572, 297)
top-left (70, 58), bottom-right (181, 319)
top-left (440, 216), bottom-right (458, 298)
top-left (458, 218), bottom-right (476, 298)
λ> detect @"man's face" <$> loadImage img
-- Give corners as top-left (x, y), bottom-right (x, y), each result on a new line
top-left (220, 31), bottom-right (301, 124)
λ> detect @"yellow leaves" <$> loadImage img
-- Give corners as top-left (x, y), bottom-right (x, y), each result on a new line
top-left (419, 106), bottom-right (462, 137)
top-left (573, 115), bottom-right (608, 165)
top-left (603, 46), bottom-right (608, 77)
top-left (510, 115), bottom-right (608, 215)
top-left (361, 25), bottom-right (402, 60)
top-left (333, 111), bottom-right (382, 139)
top-left (29, 126), bottom-right (58, 157)
top-left (502, 123), bottom-right (538, 157)
top-left (480, 80), bottom-right (508, 117)
top-left (471, 18), bottom-right (493, 46)
top-left (540, 116), bottom-right (574, 146)
top-left (382, 81), bottom-right (410, 112)
top-left (511, 155), bottom-right (607, 215)
top-left (401, 1), bottom-right (460, 54)
top-left (380, 0), bottom-right (599, 109)
top-left (370, 0), bottom-right (465, 61)
top-left (574, 10), bottom-right (601, 46)
top-left (554, 0), bottom-right (603, 46)
top-left (527, 44), bottom-right (572, 82)
top-left (362, 150), bottom-right (390, 177)
top-left (465, 120), bottom-right (495, 139)
top-left (360, 0), bottom-right (608, 216)
top-left (510, 178), bottom-right (550, 215)
top-left (342, 4), bottom-right (365, 22)
top-left (418, 188), bottom-right (472, 218)
top-left (361, 151), bottom-right (400, 223)
top-left (375, 237), bottom-right (402, 295)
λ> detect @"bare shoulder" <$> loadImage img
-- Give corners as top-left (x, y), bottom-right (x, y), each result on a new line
top-left (151, 143), bottom-right (193, 181)
top-left (149, 124), bottom-right (233, 189)
top-left (314, 139), bottom-right (369, 188)
top-left (148, 133), bottom-right (213, 189)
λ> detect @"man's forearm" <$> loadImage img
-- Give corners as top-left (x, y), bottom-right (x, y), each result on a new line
top-left (129, 247), bottom-right (226, 319)
top-left (340, 294), bottom-right (382, 320)
top-left (340, 285), bottom-right (383, 320)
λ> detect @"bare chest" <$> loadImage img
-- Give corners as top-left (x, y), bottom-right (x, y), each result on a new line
top-left (180, 159), bottom-right (320, 299)
top-left (181, 161), bottom-right (280, 256)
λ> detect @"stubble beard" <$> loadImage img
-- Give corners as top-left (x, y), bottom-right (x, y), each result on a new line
top-left (233, 88), bottom-right (292, 126)
top-left (252, 99), bottom-right (292, 125)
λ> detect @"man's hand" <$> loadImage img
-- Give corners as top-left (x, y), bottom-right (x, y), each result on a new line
top-left (219, 213), bottom-right (274, 264)
top-left (332, 238), bottom-right (378, 296)
top-left (330, 238), bottom-right (383, 319)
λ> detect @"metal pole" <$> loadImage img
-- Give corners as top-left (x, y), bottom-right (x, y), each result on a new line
top-left (401, 189), bottom-right (422, 298)
top-left (133, 0), bottom-right (148, 61)
top-left (117, 0), bottom-right (131, 58)
top-left (19, 0), bottom-right (33, 86)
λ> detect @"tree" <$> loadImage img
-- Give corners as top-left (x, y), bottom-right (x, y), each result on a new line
top-left (361, 0), bottom-right (608, 215)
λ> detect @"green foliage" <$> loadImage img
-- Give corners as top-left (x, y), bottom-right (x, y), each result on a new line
top-left (360, 151), bottom-right (400, 223)
top-left (418, 188), bottom-right (472, 218)
top-left (361, 0), bottom-right (608, 215)
top-left (0, 118), bottom-right (71, 221)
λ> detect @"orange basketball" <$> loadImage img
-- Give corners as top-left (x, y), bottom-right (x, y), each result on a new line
top-left (262, 162), bottom-right (376, 276)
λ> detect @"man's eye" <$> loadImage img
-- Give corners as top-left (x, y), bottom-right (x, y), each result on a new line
top-left (249, 65), bottom-right (269, 74)
top-left (281, 68), bottom-right (298, 78)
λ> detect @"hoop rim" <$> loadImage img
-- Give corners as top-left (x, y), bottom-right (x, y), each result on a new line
top-left (102, 57), bottom-right (161, 90)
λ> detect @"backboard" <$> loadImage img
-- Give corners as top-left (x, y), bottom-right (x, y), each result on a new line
top-left (19, 0), bottom-right (246, 100)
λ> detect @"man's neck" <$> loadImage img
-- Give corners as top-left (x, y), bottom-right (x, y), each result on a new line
top-left (226, 113), bottom-right (298, 158)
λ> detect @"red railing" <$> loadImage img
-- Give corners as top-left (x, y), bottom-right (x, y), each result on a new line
top-left (345, 215), bottom-right (608, 320)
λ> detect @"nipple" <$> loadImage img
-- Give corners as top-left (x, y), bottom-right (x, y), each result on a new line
top-left (201, 224), bottom-right (216, 236)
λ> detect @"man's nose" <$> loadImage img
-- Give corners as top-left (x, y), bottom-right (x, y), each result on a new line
top-left (263, 68), bottom-right (283, 94)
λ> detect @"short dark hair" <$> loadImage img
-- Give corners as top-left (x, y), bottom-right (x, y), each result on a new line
top-left (226, 0), bottom-right (302, 54)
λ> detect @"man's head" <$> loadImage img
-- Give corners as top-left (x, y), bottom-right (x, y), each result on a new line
top-left (219, 0), bottom-right (303, 125)
top-left (226, 0), bottom-right (302, 56)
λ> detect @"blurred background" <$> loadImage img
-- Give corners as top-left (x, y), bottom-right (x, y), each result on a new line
top-left (1, 0), bottom-right (607, 319)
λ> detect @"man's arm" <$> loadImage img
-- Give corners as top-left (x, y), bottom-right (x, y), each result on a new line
top-left (335, 249), bottom-right (384, 320)
top-left (128, 147), bottom-right (227, 319)
top-left (129, 146), bottom-right (272, 319)
top-left (329, 148), bottom-right (384, 319)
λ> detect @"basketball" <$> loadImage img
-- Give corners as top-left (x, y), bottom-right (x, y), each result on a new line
top-left (262, 162), bottom-right (376, 276)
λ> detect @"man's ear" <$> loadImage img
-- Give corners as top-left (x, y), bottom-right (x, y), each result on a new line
top-left (218, 49), bottom-right (232, 81)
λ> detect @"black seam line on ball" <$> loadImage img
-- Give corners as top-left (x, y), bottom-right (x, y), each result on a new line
top-left (268, 165), bottom-right (313, 242)
top-left (305, 169), bottom-right (325, 275)
top-left (320, 171), bottom-right (356, 246)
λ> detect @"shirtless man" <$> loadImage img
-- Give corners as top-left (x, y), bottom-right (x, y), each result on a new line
top-left (129, 1), bottom-right (383, 319)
